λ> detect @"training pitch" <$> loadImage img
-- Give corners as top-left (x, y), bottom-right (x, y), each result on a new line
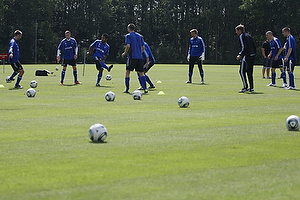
top-left (0, 64), bottom-right (300, 200)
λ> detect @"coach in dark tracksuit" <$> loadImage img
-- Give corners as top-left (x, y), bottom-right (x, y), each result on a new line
top-left (235, 24), bottom-right (256, 93)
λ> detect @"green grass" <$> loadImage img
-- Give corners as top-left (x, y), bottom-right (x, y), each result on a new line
top-left (0, 64), bottom-right (300, 200)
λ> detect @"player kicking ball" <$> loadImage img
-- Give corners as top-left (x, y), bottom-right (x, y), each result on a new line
top-left (137, 40), bottom-right (155, 90)
top-left (57, 30), bottom-right (81, 85)
top-left (7, 30), bottom-right (24, 89)
top-left (87, 33), bottom-right (113, 87)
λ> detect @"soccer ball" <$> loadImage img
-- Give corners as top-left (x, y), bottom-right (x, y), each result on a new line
top-left (106, 74), bottom-right (112, 81)
top-left (105, 91), bottom-right (115, 101)
top-left (178, 96), bottom-right (189, 108)
top-left (132, 90), bottom-right (142, 100)
top-left (6, 76), bottom-right (11, 83)
top-left (286, 115), bottom-right (300, 131)
top-left (30, 80), bottom-right (38, 88)
top-left (26, 88), bottom-right (36, 97)
top-left (89, 123), bottom-right (107, 142)
top-left (55, 66), bottom-right (59, 71)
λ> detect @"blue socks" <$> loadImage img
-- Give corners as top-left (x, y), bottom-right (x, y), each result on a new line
top-left (125, 77), bottom-right (130, 92)
top-left (200, 72), bottom-right (204, 81)
top-left (140, 75), bottom-right (147, 90)
top-left (189, 72), bottom-right (193, 82)
top-left (288, 72), bottom-right (295, 87)
top-left (100, 62), bottom-right (108, 70)
top-left (10, 71), bottom-right (18, 80)
top-left (145, 75), bottom-right (153, 87)
top-left (97, 71), bottom-right (103, 84)
top-left (61, 69), bottom-right (66, 83)
top-left (15, 75), bottom-right (22, 87)
top-left (73, 70), bottom-right (78, 82)
top-left (281, 71), bottom-right (287, 84)
top-left (271, 72), bottom-right (276, 84)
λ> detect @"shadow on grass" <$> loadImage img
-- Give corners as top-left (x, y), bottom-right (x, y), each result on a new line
top-left (245, 92), bottom-right (264, 95)
top-left (8, 87), bottom-right (23, 90)
top-left (191, 83), bottom-right (209, 86)
top-left (89, 141), bottom-right (107, 144)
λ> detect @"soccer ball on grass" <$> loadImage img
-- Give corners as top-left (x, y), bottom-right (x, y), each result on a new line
top-left (89, 123), bottom-right (107, 142)
top-left (106, 74), bottom-right (112, 81)
top-left (178, 96), bottom-right (189, 108)
top-left (132, 90), bottom-right (142, 100)
top-left (286, 115), bottom-right (300, 131)
top-left (30, 80), bottom-right (38, 88)
top-left (26, 88), bottom-right (36, 97)
top-left (105, 91), bottom-right (115, 101)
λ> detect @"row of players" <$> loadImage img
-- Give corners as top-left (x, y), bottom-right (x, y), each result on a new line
top-left (6, 23), bottom-right (204, 92)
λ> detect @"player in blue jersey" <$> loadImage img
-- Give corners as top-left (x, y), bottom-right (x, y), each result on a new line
top-left (57, 30), bottom-right (81, 85)
top-left (7, 30), bottom-right (24, 89)
top-left (266, 31), bottom-right (287, 87)
top-left (282, 27), bottom-right (296, 90)
top-left (121, 23), bottom-right (147, 93)
top-left (87, 33), bottom-right (113, 87)
top-left (137, 41), bottom-right (155, 90)
top-left (186, 29), bottom-right (205, 84)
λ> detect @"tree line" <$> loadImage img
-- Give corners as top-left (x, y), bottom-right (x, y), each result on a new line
top-left (0, 0), bottom-right (299, 64)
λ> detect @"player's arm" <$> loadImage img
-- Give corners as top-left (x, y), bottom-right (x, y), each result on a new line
top-left (142, 45), bottom-right (145, 53)
top-left (57, 41), bottom-right (62, 63)
top-left (284, 47), bottom-right (292, 62)
top-left (122, 44), bottom-right (130, 58)
top-left (237, 35), bottom-right (245, 60)
top-left (8, 41), bottom-right (14, 59)
top-left (275, 48), bottom-right (283, 61)
top-left (187, 41), bottom-right (191, 61)
top-left (87, 46), bottom-right (93, 55)
top-left (74, 41), bottom-right (78, 60)
top-left (262, 48), bottom-right (266, 58)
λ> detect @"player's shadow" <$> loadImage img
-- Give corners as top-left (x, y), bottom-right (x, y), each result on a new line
top-left (244, 91), bottom-right (264, 95)
top-left (191, 83), bottom-right (209, 85)
top-left (89, 141), bottom-right (107, 144)
top-left (97, 85), bottom-right (113, 88)
top-left (8, 87), bottom-right (22, 90)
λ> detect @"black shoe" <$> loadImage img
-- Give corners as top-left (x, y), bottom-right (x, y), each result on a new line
top-left (96, 84), bottom-right (101, 87)
top-left (108, 65), bottom-right (113, 72)
top-left (137, 87), bottom-right (143, 90)
top-left (123, 90), bottom-right (130, 93)
top-left (185, 81), bottom-right (192, 84)
top-left (144, 89), bottom-right (148, 93)
top-left (11, 78), bottom-right (15, 81)
top-left (250, 89), bottom-right (254, 93)
top-left (148, 85), bottom-right (155, 89)
top-left (239, 88), bottom-right (247, 93)
top-left (14, 85), bottom-right (23, 89)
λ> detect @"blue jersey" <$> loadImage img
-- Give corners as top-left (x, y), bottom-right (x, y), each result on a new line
top-left (142, 42), bottom-right (155, 63)
top-left (90, 40), bottom-right (110, 60)
top-left (270, 37), bottom-right (283, 60)
top-left (125, 32), bottom-right (144, 59)
top-left (57, 37), bottom-right (78, 60)
top-left (8, 38), bottom-right (20, 63)
top-left (188, 36), bottom-right (205, 57)
top-left (285, 35), bottom-right (297, 60)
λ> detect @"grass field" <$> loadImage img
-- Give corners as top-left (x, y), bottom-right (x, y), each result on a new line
top-left (0, 63), bottom-right (300, 200)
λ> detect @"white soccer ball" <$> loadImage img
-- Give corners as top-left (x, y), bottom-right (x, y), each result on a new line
top-left (286, 115), bottom-right (300, 131)
top-left (55, 66), bottom-right (59, 71)
top-left (106, 74), bottom-right (112, 81)
top-left (89, 123), bottom-right (107, 142)
top-left (26, 88), bottom-right (36, 97)
top-left (178, 96), bottom-right (189, 108)
top-left (132, 90), bottom-right (142, 100)
top-left (6, 76), bottom-right (11, 83)
top-left (30, 80), bottom-right (38, 88)
top-left (105, 91), bottom-right (115, 101)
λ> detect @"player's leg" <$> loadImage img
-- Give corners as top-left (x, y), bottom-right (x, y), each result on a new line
top-left (72, 59), bottom-right (81, 84)
top-left (100, 61), bottom-right (113, 72)
top-left (14, 62), bottom-right (24, 89)
top-left (286, 60), bottom-right (295, 89)
top-left (136, 59), bottom-right (147, 92)
top-left (262, 67), bottom-right (266, 78)
top-left (61, 59), bottom-right (67, 84)
top-left (268, 60), bottom-right (277, 86)
top-left (239, 56), bottom-right (248, 92)
top-left (124, 58), bottom-right (132, 93)
top-left (246, 56), bottom-right (254, 91)
top-left (8, 63), bottom-right (19, 81)
top-left (186, 57), bottom-right (195, 83)
top-left (145, 62), bottom-right (155, 89)
top-left (96, 68), bottom-right (103, 87)
top-left (280, 59), bottom-right (287, 87)
top-left (197, 57), bottom-right (204, 83)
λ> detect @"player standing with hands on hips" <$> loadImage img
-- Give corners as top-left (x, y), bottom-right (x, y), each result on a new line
top-left (7, 30), bottom-right (24, 89)
top-left (121, 23), bottom-right (147, 94)
top-left (57, 30), bottom-right (81, 85)
top-left (235, 24), bottom-right (256, 93)
top-left (186, 29), bottom-right (205, 84)
top-left (282, 27), bottom-right (296, 90)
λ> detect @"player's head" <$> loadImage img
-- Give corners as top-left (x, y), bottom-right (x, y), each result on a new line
top-left (190, 29), bottom-right (198, 38)
top-left (65, 30), bottom-right (71, 39)
top-left (266, 31), bottom-right (273, 40)
top-left (282, 27), bottom-right (291, 37)
top-left (235, 24), bottom-right (245, 35)
top-left (127, 23), bottom-right (135, 32)
top-left (14, 30), bottom-right (22, 40)
top-left (101, 33), bottom-right (109, 43)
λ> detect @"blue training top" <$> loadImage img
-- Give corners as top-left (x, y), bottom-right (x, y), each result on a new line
top-left (90, 40), bottom-right (110, 60)
top-left (188, 36), bottom-right (205, 57)
top-left (285, 35), bottom-right (297, 60)
top-left (270, 37), bottom-right (283, 60)
top-left (8, 38), bottom-right (20, 63)
top-left (142, 42), bottom-right (155, 63)
top-left (57, 37), bottom-right (78, 60)
top-left (125, 32), bottom-right (144, 59)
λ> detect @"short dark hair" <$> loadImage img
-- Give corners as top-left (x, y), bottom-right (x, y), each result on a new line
top-left (65, 30), bottom-right (71, 35)
top-left (282, 27), bottom-right (291, 33)
top-left (266, 31), bottom-right (273, 36)
top-left (235, 24), bottom-right (245, 32)
top-left (102, 33), bottom-right (109, 39)
top-left (14, 30), bottom-right (22, 36)
top-left (128, 23), bottom-right (135, 31)
top-left (190, 29), bottom-right (198, 34)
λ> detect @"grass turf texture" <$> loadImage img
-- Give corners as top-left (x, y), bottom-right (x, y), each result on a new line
top-left (0, 64), bottom-right (300, 200)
